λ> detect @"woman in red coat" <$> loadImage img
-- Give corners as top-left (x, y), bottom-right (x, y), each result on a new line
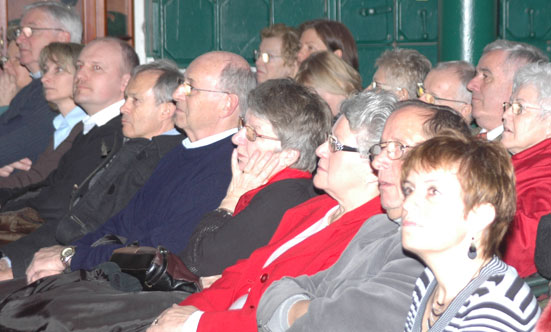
top-left (501, 62), bottom-right (551, 278)
top-left (147, 89), bottom-right (399, 331)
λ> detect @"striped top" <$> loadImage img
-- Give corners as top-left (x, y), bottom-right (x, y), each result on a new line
top-left (404, 256), bottom-right (541, 332)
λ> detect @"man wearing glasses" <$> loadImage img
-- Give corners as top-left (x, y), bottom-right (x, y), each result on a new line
top-left (466, 40), bottom-right (547, 141)
top-left (257, 100), bottom-right (471, 332)
top-left (0, 2), bottom-right (81, 167)
top-left (417, 61), bottom-right (475, 124)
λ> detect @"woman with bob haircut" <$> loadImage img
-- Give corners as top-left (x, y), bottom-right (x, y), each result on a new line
top-left (501, 62), bottom-right (551, 278)
top-left (255, 24), bottom-right (300, 83)
top-left (297, 19), bottom-right (358, 71)
top-left (296, 51), bottom-right (361, 117)
top-left (401, 133), bottom-right (540, 331)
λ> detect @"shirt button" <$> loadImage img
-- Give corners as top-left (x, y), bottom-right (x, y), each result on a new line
top-left (260, 273), bottom-right (268, 283)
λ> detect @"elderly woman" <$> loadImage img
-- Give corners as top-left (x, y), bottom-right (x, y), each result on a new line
top-left (401, 134), bottom-right (540, 331)
top-left (254, 24), bottom-right (300, 83)
top-left (0, 28), bottom-right (32, 115)
top-left (501, 62), bottom-right (551, 278)
top-left (0, 42), bottom-right (85, 189)
top-left (297, 19), bottom-right (359, 71)
top-left (148, 89), bottom-right (397, 331)
top-left (296, 51), bottom-right (361, 117)
top-left (179, 78), bottom-right (329, 277)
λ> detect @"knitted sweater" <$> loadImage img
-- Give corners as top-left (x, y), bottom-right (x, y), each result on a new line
top-left (70, 136), bottom-right (234, 271)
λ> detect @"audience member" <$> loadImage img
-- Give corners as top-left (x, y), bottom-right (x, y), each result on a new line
top-left (148, 89), bottom-right (394, 331)
top-left (19, 51), bottom-right (254, 284)
top-left (255, 24), bottom-right (300, 83)
top-left (0, 59), bottom-right (184, 279)
top-left (402, 134), bottom-right (540, 331)
top-left (181, 78), bottom-right (330, 277)
top-left (369, 48), bottom-right (432, 101)
top-left (0, 27), bottom-right (32, 115)
top-left (256, 100), bottom-right (471, 332)
top-left (0, 1), bottom-right (82, 166)
top-left (467, 39), bottom-right (547, 140)
top-left (0, 38), bottom-right (137, 245)
top-left (296, 51), bottom-right (361, 117)
top-left (501, 62), bottom-right (551, 278)
top-left (0, 42), bottom-right (85, 188)
top-left (417, 60), bottom-right (474, 123)
top-left (297, 19), bottom-right (358, 71)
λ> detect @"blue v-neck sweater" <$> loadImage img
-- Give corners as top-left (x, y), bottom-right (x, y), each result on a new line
top-left (70, 136), bottom-right (234, 271)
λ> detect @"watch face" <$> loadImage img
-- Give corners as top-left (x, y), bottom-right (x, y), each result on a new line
top-left (62, 247), bottom-right (74, 257)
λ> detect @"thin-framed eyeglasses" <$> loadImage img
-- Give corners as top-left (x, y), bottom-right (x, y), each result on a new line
top-left (15, 26), bottom-right (65, 38)
top-left (502, 101), bottom-right (542, 116)
top-left (369, 141), bottom-right (412, 160)
top-left (417, 83), bottom-right (467, 105)
top-left (327, 134), bottom-right (370, 159)
top-left (177, 78), bottom-right (230, 96)
top-left (253, 50), bottom-right (283, 64)
top-left (368, 81), bottom-right (402, 92)
top-left (238, 117), bottom-right (280, 142)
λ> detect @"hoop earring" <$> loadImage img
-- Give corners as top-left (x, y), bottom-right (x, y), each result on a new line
top-left (468, 237), bottom-right (477, 260)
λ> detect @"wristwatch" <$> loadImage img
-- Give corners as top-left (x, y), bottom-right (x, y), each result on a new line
top-left (60, 246), bottom-right (76, 268)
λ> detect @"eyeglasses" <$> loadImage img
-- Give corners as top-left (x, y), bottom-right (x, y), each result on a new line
top-left (238, 117), bottom-right (280, 142)
top-left (502, 101), bottom-right (542, 116)
top-left (327, 134), bottom-right (370, 159)
top-left (367, 81), bottom-right (402, 92)
top-left (177, 78), bottom-right (230, 96)
top-left (417, 83), bottom-right (467, 105)
top-left (15, 26), bottom-right (65, 38)
top-left (369, 141), bottom-right (412, 160)
top-left (253, 50), bottom-right (283, 64)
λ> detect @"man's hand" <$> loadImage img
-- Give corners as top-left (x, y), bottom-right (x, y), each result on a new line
top-left (0, 258), bottom-right (13, 281)
top-left (25, 245), bottom-right (66, 284)
top-left (0, 158), bottom-right (32, 177)
top-left (146, 304), bottom-right (199, 332)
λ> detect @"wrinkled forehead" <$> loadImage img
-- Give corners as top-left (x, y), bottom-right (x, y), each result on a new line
top-left (383, 107), bottom-right (427, 144)
top-left (185, 58), bottom-right (223, 86)
top-left (21, 8), bottom-right (53, 26)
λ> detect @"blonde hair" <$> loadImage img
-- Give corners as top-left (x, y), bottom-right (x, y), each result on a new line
top-left (296, 51), bottom-right (361, 96)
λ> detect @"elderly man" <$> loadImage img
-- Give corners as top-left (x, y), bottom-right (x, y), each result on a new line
top-left (256, 100), bottom-right (472, 332)
top-left (0, 2), bottom-right (82, 166)
top-left (0, 38), bottom-right (137, 236)
top-left (20, 51), bottom-right (254, 285)
top-left (0, 59), bottom-right (184, 280)
top-left (368, 48), bottom-right (432, 101)
top-left (418, 61), bottom-right (475, 123)
top-left (467, 39), bottom-right (547, 140)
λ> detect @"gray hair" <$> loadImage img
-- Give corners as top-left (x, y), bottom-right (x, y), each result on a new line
top-left (132, 59), bottom-right (182, 105)
top-left (24, 1), bottom-right (82, 43)
top-left (433, 60), bottom-right (475, 103)
top-left (247, 78), bottom-right (332, 172)
top-left (483, 40), bottom-right (548, 69)
top-left (341, 89), bottom-right (398, 156)
top-left (218, 63), bottom-right (257, 114)
top-left (512, 62), bottom-right (551, 117)
top-left (375, 48), bottom-right (432, 98)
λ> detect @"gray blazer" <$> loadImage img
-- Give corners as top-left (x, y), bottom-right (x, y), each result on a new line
top-left (257, 213), bottom-right (424, 332)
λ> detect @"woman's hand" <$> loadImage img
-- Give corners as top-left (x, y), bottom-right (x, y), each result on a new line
top-left (147, 304), bottom-right (199, 331)
top-left (0, 158), bottom-right (32, 177)
top-left (218, 149), bottom-right (285, 212)
top-left (199, 274), bottom-right (222, 289)
top-left (0, 69), bottom-right (17, 106)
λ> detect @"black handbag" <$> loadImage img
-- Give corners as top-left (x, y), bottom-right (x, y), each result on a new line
top-left (109, 245), bottom-right (200, 293)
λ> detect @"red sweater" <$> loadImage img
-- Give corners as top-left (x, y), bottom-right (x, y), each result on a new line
top-left (180, 194), bottom-right (382, 331)
top-left (503, 139), bottom-right (551, 277)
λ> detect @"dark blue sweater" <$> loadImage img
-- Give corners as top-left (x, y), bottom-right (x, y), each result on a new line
top-left (70, 135), bottom-right (234, 271)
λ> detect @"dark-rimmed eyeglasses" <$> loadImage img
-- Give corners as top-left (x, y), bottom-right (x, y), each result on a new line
top-left (16, 26), bottom-right (65, 38)
top-left (253, 50), bottom-right (283, 64)
top-left (502, 101), bottom-right (542, 116)
top-left (417, 83), bottom-right (468, 105)
top-left (238, 117), bottom-right (280, 142)
top-left (328, 134), bottom-right (370, 159)
top-left (369, 141), bottom-right (412, 160)
top-left (177, 78), bottom-right (230, 96)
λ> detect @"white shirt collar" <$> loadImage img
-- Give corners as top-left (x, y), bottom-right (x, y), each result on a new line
top-left (30, 71), bottom-right (42, 79)
top-left (82, 100), bottom-right (124, 135)
top-left (182, 128), bottom-right (237, 149)
top-left (480, 124), bottom-right (504, 141)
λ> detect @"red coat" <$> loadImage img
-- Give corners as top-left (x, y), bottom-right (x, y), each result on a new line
top-left (180, 194), bottom-right (383, 331)
top-left (503, 138), bottom-right (551, 277)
